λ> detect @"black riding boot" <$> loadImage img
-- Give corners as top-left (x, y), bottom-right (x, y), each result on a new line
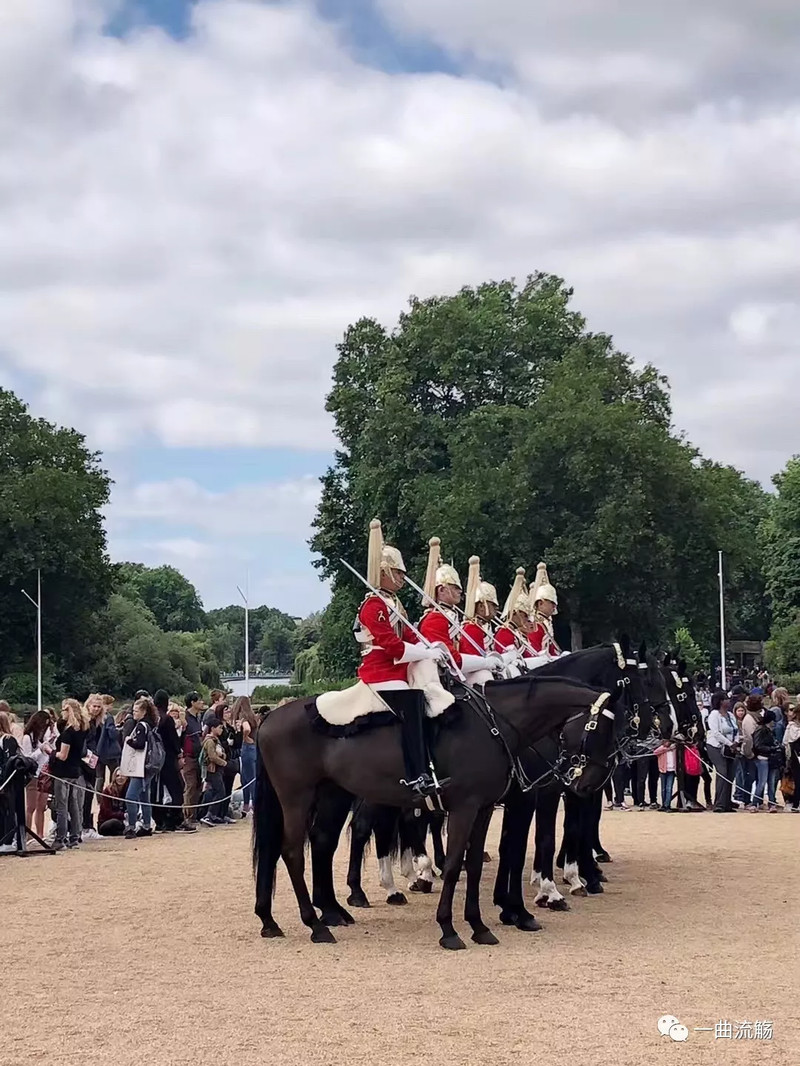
top-left (392, 690), bottom-right (439, 798)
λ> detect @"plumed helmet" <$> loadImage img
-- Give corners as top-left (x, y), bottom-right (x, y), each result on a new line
top-left (423, 537), bottom-right (461, 600)
top-left (477, 581), bottom-right (499, 607)
top-left (531, 561), bottom-right (558, 613)
top-left (502, 567), bottom-right (528, 620)
top-left (367, 519), bottom-right (406, 587)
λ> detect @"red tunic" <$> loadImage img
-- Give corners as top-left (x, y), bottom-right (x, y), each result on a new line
top-left (419, 608), bottom-right (462, 668)
top-left (495, 625), bottom-right (533, 658)
top-left (461, 620), bottom-right (489, 657)
top-left (529, 620), bottom-right (561, 657)
top-left (356, 593), bottom-right (416, 685)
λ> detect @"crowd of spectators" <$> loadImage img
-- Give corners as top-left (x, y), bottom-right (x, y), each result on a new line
top-left (0, 689), bottom-right (261, 852)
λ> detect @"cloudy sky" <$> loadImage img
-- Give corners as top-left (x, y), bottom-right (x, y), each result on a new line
top-left (2, 1), bottom-right (798, 615)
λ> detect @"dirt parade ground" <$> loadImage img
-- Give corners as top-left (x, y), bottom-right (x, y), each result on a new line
top-left (1, 808), bottom-right (798, 1066)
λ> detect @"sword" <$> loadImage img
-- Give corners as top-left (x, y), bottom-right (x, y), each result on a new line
top-left (400, 571), bottom-right (491, 660)
top-left (339, 558), bottom-right (466, 681)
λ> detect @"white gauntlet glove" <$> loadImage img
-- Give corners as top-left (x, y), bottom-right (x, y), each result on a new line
top-left (460, 653), bottom-right (489, 673)
top-left (501, 649), bottom-right (521, 666)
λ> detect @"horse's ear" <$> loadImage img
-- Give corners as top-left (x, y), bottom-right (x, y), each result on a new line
top-left (618, 633), bottom-right (631, 657)
top-left (638, 640), bottom-right (647, 662)
top-left (678, 658), bottom-right (687, 675)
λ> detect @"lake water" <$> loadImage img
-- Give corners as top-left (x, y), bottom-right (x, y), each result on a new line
top-left (224, 676), bottom-right (291, 697)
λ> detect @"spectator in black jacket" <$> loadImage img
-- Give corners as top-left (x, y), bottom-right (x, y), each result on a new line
top-left (753, 710), bottom-right (783, 812)
top-left (154, 689), bottom-right (196, 833)
top-left (181, 693), bottom-right (205, 825)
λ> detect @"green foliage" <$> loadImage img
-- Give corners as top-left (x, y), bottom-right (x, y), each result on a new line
top-left (293, 643), bottom-right (322, 685)
top-left (207, 604), bottom-right (297, 674)
top-left (251, 678), bottom-right (353, 703)
top-left (764, 616), bottom-right (800, 677)
top-left (0, 656), bottom-right (65, 705)
top-left (312, 275), bottom-right (770, 655)
top-left (0, 388), bottom-right (111, 683)
top-left (762, 457), bottom-right (800, 628)
top-left (673, 627), bottom-right (708, 673)
top-left (115, 563), bottom-right (206, 632)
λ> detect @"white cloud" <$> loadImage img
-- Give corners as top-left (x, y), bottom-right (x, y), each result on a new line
top-left (0, 0), bottom-right (798, 502)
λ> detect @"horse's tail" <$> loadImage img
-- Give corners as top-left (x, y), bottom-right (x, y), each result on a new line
top-left (251, 737), bottom-right (283, 897)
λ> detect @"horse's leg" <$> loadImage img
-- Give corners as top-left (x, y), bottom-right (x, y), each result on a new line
top-left (591, 791), bottom-right (610, 872)
top-left (533, 787), bottom-right (568, 912)
top-left (402, 810), bottom-right (435, 894)
top-left (346, 800), bottom-right (374, 908)
top-left (253, 750), bottom-right (285, 938)
top-left (424, 809), bottom-right (446, 873)
top-left (577, 796), bottom-right (603, 895)
top-left (436, 802), bottom-right (480, 951)
top-left (281, 789), bottom-right (336, 944)
top-left (500, 790), bottom-right (541, 930)
top-left (309, 783), bottom-right (355, 927)
top-left (555, 804), bottom-right (566, 869)
top-left (374, 805), bottom-right (406, 905)
top-left (492, 794), bottom-right (515, 917)
top-left (561, 792), bottom-right (587, 897)
top-left (464, 805), bottom-right (499, 946)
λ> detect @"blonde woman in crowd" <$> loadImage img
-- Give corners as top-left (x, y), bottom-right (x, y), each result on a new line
top-left (50, 699), bottom-right (90, 850)
top-left (80, 694), bottom-right (107, 840)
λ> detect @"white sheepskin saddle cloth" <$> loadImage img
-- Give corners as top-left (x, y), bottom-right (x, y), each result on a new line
top-left (315, 660), bottom-right (454, 728)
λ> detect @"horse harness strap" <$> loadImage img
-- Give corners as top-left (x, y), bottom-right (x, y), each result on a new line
top-left (464, 686), bottom-right (537, 795)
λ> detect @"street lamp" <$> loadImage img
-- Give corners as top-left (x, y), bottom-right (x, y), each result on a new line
top-left (718, 550), bottom-right (727, 691)
top-left (21, 569), bottom-right (42, 711)
top-left (236, 578), bottom-right (249, 694)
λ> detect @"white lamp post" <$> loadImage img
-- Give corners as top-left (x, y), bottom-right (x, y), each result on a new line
top-left (237, 578), bottom-right (249, 694)
top-left (718, 551), bottom-right (727, 691)
top-left (21, 569), bottom-right (42, 711)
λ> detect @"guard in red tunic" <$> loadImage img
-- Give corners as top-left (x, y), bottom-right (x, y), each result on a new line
top-left (528, 562), bottom-right (562, 659)
top-left (494, 567), bottom-right (535, 671)
top-left (461, 555), bottom-right (503, 686)
top-left (417, 539), bottom-right (499, 684)
top-left (354, 520), bottom-right (445, 798)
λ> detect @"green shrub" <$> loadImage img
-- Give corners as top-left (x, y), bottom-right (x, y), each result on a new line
top-left (251, 678), bottom-right (354, 703)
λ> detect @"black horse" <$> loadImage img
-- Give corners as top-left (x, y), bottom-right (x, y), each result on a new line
top-left (253, 674), bottom-right (626, 949)
top-left (660, 654), bottom-right (711, 809)
top-left (492, 639), bottom-right (652, 925)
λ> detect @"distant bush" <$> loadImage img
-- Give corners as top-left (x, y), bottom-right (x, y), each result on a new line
top-left (776, 674), bottom-right (800, 697)
top-left (251, 678), bottom-right (354, 703)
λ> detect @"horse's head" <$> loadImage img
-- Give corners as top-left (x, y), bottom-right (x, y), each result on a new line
top-left (661, 657), bottom-right (704, 740)
top-left (639, 645), bottom-right (674, 740)
top-left (558, 685), bottom-right (626, 797)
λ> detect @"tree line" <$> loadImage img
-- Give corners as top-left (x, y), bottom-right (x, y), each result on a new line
top-left (310, 273), bottom-right (795, 684)
top-left (0, 387), bottom-right (317, 704)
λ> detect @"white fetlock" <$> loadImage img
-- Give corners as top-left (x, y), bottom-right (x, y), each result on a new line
top-left (378, 856), bottom-right (396, 891)
top-left (534, 878), bottom-right (565, 906)
top-left (409, 853), bottom-right (434, 888)
top-left (530, 867), bottom-right (542, 888)
top-left (564, 861), bottom-right (584, 894)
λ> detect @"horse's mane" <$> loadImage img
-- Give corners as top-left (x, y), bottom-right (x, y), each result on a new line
top-left (487, 673), bottom-right (603, 696)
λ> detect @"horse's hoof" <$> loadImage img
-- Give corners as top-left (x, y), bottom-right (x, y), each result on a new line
top-left (409, 879), bottom-right (433, 894)
top-left (586, 882), bottom-right (604, 895)
top-left (310, 925), bottom-right (337, 944)
top-left (547, 898), bottom-right (570, 912)
top-left (597, 870), bottom-right (608, 884)
top-left (472, 928), bottom-right (500, 946)
top-left (498, 909), bottom-right (518, 926)
top-left (516, 913), bottom-right (542, 931)
top-left (535, 897), bottom-right (550, 909)
top-left (482, 852), bottom-right (492, 863)
top-left (570, 886), bottom-right (588, 897)
top-left (319, 909), bottom-right (353, 928)
top-left (347, 893), bottom-right (370, 909)
top-left (439, 934), bottom-right (467, 951)
top-left (595, 852), bottom-right (612, 864)
top-left (386, 892), bottom-right (407, 906)
top-left (260, 924), bottom-right (284, 939)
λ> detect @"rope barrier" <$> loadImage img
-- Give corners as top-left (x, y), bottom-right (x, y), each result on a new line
top-left (38, 768), bottom-right (258, 813)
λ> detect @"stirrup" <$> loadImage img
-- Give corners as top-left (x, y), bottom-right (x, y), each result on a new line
top-left (400, 774), bottom-right (439, 797)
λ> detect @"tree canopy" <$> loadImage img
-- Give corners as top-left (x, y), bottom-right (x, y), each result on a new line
top-left (311, 275), bottom-right (771, 675)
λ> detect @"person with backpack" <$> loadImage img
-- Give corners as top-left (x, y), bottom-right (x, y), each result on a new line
top-left (120, 697), bottom-right (161, 838)
top-left (153, 689), bottom-right (195, 833)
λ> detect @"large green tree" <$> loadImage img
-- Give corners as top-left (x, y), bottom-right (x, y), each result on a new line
top-left (311, 275), bottom-right (769, 671)
top-left (115, 562), bottom-right (207, 632)
top-left (762, 456), bottom-right (800, 627)
top-left (0, 389), bottom-right (112, 687)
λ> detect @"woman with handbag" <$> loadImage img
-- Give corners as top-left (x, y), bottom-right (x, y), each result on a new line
top-left (783, 705), bottom-right (800, 812)
top-left (753, 710), bottom-right (782, 812)
top-left (706, 693), bottom-right (739, 812)
top-left (49, 699), bottom-right (90, 849)
top-left (120, 697), bottom-right (158, 839)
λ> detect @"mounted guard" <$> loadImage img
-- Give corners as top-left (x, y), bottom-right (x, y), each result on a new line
top-left (417, 539), bottom-right (499, 685)
top-left (494, 567), bottom-right (534, 673)
top-left (529, 561), bottom-right (563, 659)
top-left (462, 556), bottom-right (502, 687)
top-left (351, 520), bottom-right (446, 799)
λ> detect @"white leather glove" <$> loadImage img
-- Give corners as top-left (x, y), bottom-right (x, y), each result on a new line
top-left (485, 653), bottom-right (504, 672)
top-left (460, 653), bottom-right (488, 673)
top-left (501, 648), bottom-right (520, 666)
top-left (396, 642), bottom-right (447, 664)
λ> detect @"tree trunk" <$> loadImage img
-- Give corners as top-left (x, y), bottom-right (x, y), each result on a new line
top-left (570, 619), bottom-right (584, 651)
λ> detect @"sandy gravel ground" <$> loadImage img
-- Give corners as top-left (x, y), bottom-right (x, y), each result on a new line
top-left (1, 806), bottom-right (798, 1066)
